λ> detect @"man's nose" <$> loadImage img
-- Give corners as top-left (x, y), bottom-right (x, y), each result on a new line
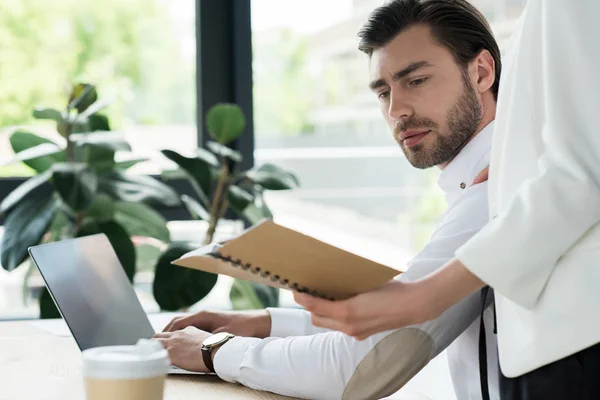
top-left (388, 91), bottom-right (413, 122)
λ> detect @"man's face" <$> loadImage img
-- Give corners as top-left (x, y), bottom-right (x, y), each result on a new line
top-left (369, 24), bottom-right (483, 169)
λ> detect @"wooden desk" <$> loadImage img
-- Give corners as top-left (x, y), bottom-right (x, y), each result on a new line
top-left (0, 320), bottom-right (297, 400)
top-left (0, 317), bottom-right (434, 400)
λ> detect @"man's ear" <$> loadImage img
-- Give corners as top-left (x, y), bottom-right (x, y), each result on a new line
top-left (473, 49), bottom-right (495, 94)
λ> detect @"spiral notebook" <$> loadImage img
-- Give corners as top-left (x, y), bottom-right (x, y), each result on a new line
top-left (171, 220), bottom-right (401, 300)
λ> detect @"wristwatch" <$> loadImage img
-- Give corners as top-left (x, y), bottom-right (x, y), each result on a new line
top-left (201, 332), bottom-right (235, 373)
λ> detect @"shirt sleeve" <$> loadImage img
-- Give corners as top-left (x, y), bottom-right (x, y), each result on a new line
top-left (268, 307), bottom-right (332, 337)
top-left (456, 0), bottom-right (600, 308)
top-left (213, 185), bottom-right (491, 400)
top-left (214, 331), bottom-right (393, 400)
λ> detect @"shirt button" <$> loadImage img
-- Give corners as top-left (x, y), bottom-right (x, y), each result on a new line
top-left (460, 182), bottom-right (466, 189)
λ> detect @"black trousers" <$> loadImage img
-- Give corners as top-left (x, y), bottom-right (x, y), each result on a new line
top-left (499, 341), bottom-right (600, 400)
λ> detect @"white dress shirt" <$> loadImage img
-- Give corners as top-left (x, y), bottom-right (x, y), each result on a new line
top-left (456, 0), bottom-right (600, 378)
top-left (214, 123), bottom-right (498, 399)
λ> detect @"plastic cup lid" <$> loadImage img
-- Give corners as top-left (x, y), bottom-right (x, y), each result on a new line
top-left (82, 339), bottom-right (170, 380)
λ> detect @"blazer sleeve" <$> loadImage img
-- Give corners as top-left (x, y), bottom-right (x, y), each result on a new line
top-left (456, 0), bottom-right (600, 308)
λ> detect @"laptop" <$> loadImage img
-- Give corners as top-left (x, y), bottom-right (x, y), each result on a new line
top-left (28, 234), bottom-right (205, 375)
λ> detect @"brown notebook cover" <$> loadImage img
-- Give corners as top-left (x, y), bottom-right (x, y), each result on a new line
top-left (172, 220), bottom-right (401, 300)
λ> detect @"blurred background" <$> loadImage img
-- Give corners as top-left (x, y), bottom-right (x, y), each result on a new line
top-left (0, 0), bottom-right (525, 318)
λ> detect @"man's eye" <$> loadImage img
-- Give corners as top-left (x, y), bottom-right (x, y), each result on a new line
top-left (378, 91), bottom-right (390, 100)
top-left (409, 77), bottom-right (428, 86)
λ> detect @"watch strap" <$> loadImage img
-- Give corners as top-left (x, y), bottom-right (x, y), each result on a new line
top-left (202, 333), bottom-right (235, 373)
top-left (202, 344), bottom-right (216, 373)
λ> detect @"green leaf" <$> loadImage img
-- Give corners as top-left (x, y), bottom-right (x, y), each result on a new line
top-left (39, 288), bottom-right (62, 319)
top-left (206, 141), bottom-right (242, 163)
top-left (76, 220), bottom-right (136, 281)
top-left (85, 194), bottom-right (115, 222)
top-left (228, 185), bottom-right (254, 214)
top-left (57, 120), bottom-right (89, 137)
top-left (196, 148), bottom-right (219, 167)
top-left (206, 103), bottom-right (246, 145)
top-left (1, 196), bottom-right (57, 271)
top-left (153, 243), bottom-right (218, 311)
top-left (114, 158), bottom-right (147, 170)
top-left (51, 163), bottom-right (98, 211)
top-left (9, 131), bottom-right (65, 172)
top-left (0, 170), bottom-right (52, 214)
top-left (113, 201), bottom-right (170, 243)
top-left (83, 146), bottom-right (115, 171)
top-left (229, 280), bottom-right (280, 310)
top-left (6, 143), bottom-right (63, 167)
top-left (32, 107), bottom-right (63, 122)
top-left (180, 194), bottom-right (210, 220)
top-left (239, 188), bottom-right (273, 224)
top-left (241, 203), bottom-right (271, 225)
top-left (72, 132), bottom-right (130, 171)
top-left (88, 113), bottom-right (111, 131)
top-left (68, 83), bottom-right (98, 113)
top-left (77, 98), bottom-right (110, 121)
top-left (98, 172), bottom-right (180, 207)
top-left (255, 189), bottom-right (274, 220)
top-left (71, 131), bottom-right (131, 152)
top-left (161, 150), bottom-right (213, 205)
top-left (254, 284), bottom-right (280, 308)
top-left (47, 209), bottom-right (73, 241)
top-left (245, 163), bottom-right (300, 190)
top-left (161, 168), bottom-right (187, 181)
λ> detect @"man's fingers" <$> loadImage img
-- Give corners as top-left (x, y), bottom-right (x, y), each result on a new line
top-left (472, 166), bottom-right (489, 185)
top-left (212, 326), bottom-right (230, 334)
top-left (163, 317), bottom-right (179, 332)
top-left (153, 338), bottom-right (169, 350)
top-left (165, 312), bottom-right (209, 332)
top-left (153, 331), bottom-right (173, 339)
top-left (166, 316), bottom-right (191, 332)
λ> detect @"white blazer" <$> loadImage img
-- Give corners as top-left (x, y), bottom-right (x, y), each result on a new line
top-left (456, 0), bottom-right (600, 378)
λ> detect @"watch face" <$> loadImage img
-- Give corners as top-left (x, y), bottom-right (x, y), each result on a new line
top-left (203, 332), bottom-right (233, 347)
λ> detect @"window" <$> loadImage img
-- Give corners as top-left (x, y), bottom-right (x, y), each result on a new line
top-left (0, 0), bottom-right (198, 319)
top-left (0, 0), bottom-right (197, 177)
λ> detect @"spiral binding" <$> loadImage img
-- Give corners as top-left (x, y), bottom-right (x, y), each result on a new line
top-left (210, 251), bottom-right (333, 300)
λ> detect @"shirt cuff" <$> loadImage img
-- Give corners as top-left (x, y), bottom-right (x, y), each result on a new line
top-left (267, 307), bottom-right (310, 337)
top-left (213, 336), bottom-right (261, 383)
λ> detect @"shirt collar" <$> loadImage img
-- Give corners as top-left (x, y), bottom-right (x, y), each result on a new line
top-left (437, 121), bottom-right (495, 204)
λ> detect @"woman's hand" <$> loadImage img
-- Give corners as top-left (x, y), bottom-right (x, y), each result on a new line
top-left (294, 280), bottom-right (439, 340)
top-left (294, 258), bottom-right (485, 340)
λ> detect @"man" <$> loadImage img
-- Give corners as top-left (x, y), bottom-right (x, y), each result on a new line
top-left (295, 1), bottom-right (600, 399)
top-left (155, 1), bottom-right (502, 399)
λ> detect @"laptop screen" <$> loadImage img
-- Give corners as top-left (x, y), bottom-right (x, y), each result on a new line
top-left (29, 234), bottom-right (155, 350)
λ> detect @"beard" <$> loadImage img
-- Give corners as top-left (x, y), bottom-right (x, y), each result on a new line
top-left (395, 71), bottom-right (483, 169)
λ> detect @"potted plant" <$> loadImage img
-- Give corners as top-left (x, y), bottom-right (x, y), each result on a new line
top-left (154, 103), bottom-right (300, 311)
top-left (0, 83), bottom-right (188, 318)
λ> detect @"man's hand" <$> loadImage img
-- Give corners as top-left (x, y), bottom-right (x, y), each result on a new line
top-left (162, 309), bottom-right (271, 338)
top-left (153, 326), bottom-right (212, 373)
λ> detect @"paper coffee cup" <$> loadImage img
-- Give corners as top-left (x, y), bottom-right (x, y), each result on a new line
top-left (82, 339), bottom-right (170, 400)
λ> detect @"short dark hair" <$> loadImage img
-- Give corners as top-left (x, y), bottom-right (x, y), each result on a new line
top-left (358, 0), bottom-right (501, 100)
